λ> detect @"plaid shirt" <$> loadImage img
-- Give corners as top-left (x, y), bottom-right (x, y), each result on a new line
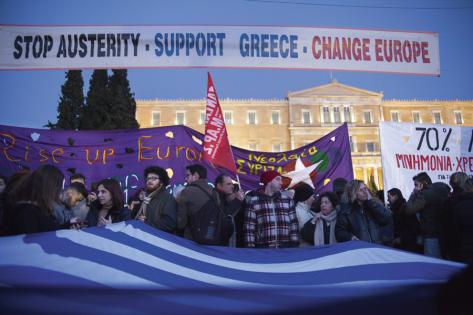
top-left (244, 190), bottom-right (299, 248)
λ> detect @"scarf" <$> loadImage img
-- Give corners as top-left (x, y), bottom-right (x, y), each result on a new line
top-left (313, 210), bottom-right (337, 246)
top-left (134, 188), bottom-right (160, 219)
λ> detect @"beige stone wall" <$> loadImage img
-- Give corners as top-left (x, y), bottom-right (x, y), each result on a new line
top-left (382, 100), bottom-right (473, 125)
top-left (220, 99), bottom-right (290, 151)
top-left (136, 81), bottom-right (473, 190)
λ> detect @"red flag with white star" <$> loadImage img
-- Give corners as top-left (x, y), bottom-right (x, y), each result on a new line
top-left (203, 73), bottom-right (237, 173)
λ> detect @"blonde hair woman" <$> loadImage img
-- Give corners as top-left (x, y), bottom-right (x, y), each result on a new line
top-left (335, 180), bottom-right (391, 244)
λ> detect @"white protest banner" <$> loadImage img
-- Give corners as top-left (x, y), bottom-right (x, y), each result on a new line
top-left (0, 25), bottom-right (439, 75)
top-left (380, 122), bottom-right (473, 198)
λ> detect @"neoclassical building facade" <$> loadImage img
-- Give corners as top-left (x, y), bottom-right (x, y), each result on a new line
top-left (136, 80), bottom-right (473, 189)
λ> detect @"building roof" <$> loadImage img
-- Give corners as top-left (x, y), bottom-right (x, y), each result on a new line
top-left (288, 79), bottom-right (383, 98)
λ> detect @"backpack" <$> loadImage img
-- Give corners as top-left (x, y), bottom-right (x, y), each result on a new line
top-left (188, 184), bottom-right (234, 246)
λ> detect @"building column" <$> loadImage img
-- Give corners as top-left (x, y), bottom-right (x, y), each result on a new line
top-left (377, 167), bottom-right (384, 189)
top-left (290, 131), bottom-right (295, 150)
top-left (374, 167), bottom-right (379, 187)
top-left (362, 168), bottom-right (368, 184)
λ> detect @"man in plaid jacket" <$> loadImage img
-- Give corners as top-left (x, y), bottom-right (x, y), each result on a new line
top-left (244, 170), bottom-right (299, 248)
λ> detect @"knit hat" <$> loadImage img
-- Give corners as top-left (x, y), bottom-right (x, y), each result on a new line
top-left (294, 182), bottom-right (315, 203)
top-left (260, 170), bottom-right (281, 187)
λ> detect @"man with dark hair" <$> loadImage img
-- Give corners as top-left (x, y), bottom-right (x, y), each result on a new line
top-left (413, 172), bottom-right (432, 187)
top-left (64, 182), bottom-right (89, 221)
top-left (184, 164), bottom-right (207, 184)
top-left (177, 164), bottom-right (232, 245)
top-left (244, 170), bottom-right (299, 248)
top-left (70, 173), bottom-right (86, 185)
top-left (70, 173), bottom-right (99, 205)
top-left (406, 172), bottom-right (450, 258)
top-left (135, 166), bottom-right (177, 233)
top-left (215, 173), bottom-right (244, 247)
top-left (177, 164), bottom-right (211, 239)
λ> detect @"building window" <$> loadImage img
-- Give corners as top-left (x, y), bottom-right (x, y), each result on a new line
top-left (151, 111), bottom-right (161, 126)
top-left (349, 136), bottom-right (355, 152)
top-left (366, 142), bottom-right (375, 152)
top-left (363, 111), bottom-right (372, 124)
top-left (199, 111), bottom-right (206, 125)
top-left (271, 111), bottom-right (280, 125)
top-left (412, 111), bottom-right (421, 123)
top-left (454, 111), bottom-right (463, 124)
top-left (302, 110), bottom-right (311, 124)
top-left (247, 111), bottom-right (257, 124)
top-left (224, 111), bottom-right (233, 125)
top-left (390, 111), bottom-right (399, 122)
top-left (272, 143), bottom-right (282, 152)
top-left (344, 107), bottom-right (351, 123)
top-left (333, 107), bottom-right (341, 123)
top-left (322, 107), bottom-right (330, 123)
top-left (248, 143), bottom-right (259, 151)
top-left (433, 112), bottom-right (442, 124)
top-left (176, 111), bottom-right (186, 125)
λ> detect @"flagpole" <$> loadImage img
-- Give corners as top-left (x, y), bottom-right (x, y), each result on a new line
top-left (236, 173), bottom-right (242, 190)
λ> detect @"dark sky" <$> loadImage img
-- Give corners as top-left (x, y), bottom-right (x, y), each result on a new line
top-left (1, 0), bottom-right (472, 128)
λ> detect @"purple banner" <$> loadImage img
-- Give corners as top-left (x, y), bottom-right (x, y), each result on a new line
top-left (0, 123), bottom-right (353, 200)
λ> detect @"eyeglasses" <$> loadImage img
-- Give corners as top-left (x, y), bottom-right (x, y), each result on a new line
top-left (146, 176), bottom-right (160, 181)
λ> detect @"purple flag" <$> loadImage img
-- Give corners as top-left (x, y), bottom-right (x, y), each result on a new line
top-left (0, 123), bottom-right (353, 199)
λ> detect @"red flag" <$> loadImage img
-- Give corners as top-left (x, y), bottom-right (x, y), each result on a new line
top-left (203, 73), bottom-right (237, 173)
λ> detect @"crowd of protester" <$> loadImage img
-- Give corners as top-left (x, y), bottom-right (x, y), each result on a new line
top-left (0, 164), bottom-right (472, 265)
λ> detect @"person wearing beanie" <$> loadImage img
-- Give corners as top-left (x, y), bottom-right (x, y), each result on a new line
top-left (243, 170), bottom-right (299, 248)
top-left (293, 183), bottom-right (315, 247)
top-left (260, 170), bottom-right (280, 188)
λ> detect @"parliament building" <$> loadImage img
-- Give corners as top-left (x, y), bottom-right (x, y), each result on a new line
top-left (136, 80), bottom-right (473, 189)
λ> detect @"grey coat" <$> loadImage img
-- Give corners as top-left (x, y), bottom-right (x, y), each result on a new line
top-left (177, 179), bottom-right (220, 240)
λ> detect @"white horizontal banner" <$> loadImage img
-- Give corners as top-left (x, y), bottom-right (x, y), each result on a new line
top-left (380, 122), bottom-right (473, 197)
top-left (0, 25), bottom-right (439, 75)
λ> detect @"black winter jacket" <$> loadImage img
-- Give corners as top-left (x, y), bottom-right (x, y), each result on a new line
top-left (335, 199), bottom-right (391, 244)
top-left (8, 203), bottom-right (69, 235)
top-left (145, 187), bottom-right (177, 233)
top-left (443, 192), bottom-right (473, 264)
top-left (86, 200), bottom-right (131, 227)
top-left (406, 182), bottom-right (450, 238)
top-left (391, 197), bottom-right (420, 251)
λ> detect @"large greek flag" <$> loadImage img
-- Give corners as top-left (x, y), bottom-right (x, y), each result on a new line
top-left (0, 221), bottom-right (464, 314)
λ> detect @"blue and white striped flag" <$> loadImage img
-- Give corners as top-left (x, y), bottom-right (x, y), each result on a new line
top-left (0, 221), bottom-right (465, 314)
